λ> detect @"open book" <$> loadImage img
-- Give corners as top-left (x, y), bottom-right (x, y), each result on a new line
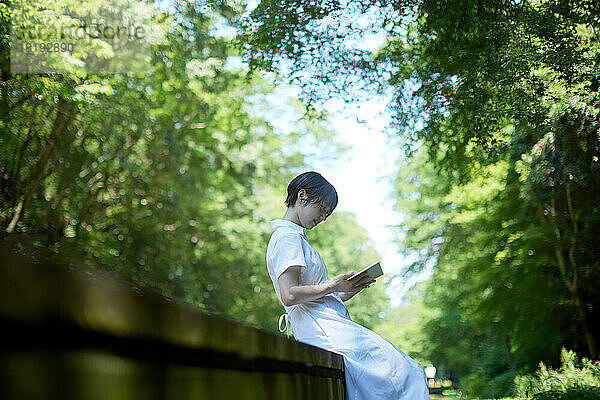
top-left (346, 261), bottom-right (383, 283)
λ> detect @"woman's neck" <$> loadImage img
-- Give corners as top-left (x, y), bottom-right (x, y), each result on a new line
top-left (282, 208), bottom-right (301, 226)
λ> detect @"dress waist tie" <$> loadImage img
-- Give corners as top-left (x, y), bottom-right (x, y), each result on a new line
top-left (278, 312), bottom-right (291, 338)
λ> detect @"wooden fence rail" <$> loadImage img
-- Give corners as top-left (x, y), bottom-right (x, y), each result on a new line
top-left (0, 245), bottom-right (346, 400)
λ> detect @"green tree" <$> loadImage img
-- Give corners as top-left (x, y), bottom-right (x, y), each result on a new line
top-left (392, 142), bottom-right (599, 396)
top-left (0, 0), bottom-right (356, 332)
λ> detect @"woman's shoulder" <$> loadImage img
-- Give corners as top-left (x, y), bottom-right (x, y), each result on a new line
top-left (267, 228), bottom-right (308, 254)
top-left (266, 229), bottom-right (310, 266)
top-left (269, 227), bottom-right (304, 243)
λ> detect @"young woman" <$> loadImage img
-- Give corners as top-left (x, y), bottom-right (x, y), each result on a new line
top-left (266, 171), bottom-right (430, 400)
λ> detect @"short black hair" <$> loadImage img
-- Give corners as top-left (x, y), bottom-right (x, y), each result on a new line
top-left (284, 171), bottom-right (338, 212)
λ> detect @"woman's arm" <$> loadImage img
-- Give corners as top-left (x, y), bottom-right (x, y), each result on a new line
top-left (278, 266), bottom-right (342, 306)
top-left (278, 266), bottom-right (372, 306)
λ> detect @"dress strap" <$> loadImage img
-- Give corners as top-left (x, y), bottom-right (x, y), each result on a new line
top-left (278, 312), bottom-right (291, 338)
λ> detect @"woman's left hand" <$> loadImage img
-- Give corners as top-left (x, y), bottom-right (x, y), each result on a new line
top-left (353, 278), bottom-right (376, 291)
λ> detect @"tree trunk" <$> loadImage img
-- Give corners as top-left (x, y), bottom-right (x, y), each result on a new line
top-left (546, 198), bottom-right (598, 360)
top-left (5, 97), bottom-right (77, 234)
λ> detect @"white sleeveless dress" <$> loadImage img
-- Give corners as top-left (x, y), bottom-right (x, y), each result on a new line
top-left (266, 219), bottom-right (430, 400)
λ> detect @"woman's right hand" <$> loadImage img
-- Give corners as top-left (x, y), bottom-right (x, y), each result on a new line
top-left (330, 271), bottom-right (371, 292)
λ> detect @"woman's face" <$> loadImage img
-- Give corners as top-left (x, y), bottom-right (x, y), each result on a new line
top-left (299, 200), bottom-right (332, 230)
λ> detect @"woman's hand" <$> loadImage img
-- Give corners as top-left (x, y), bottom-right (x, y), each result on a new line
top-left (330, 272), bottom-right (374, 293)
top-left (339, 279), bottom-right (376, 302)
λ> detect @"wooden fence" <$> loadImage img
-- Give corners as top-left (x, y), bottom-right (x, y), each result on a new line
top-left (0, 245), bottom-right (346, 400)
